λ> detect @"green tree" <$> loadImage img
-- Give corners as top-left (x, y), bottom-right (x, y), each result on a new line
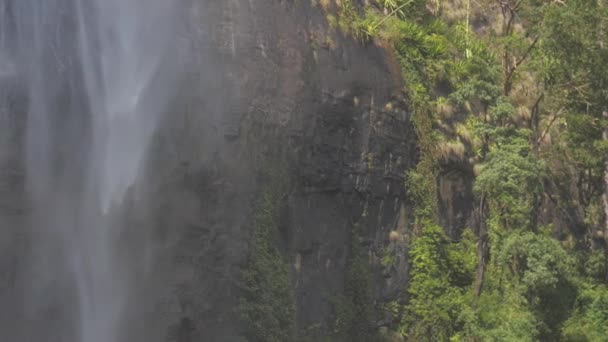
top-left (340, 0), bottom-right (608, 339)
top-left (540, 0), bottom-right (608, 279)
top-left (562, 286), bottom-right (608, 341)
top-left (240, 185), bottom-right (295, 342)
top-left (332, 225), bottom-right (377, 342)
top-left (403, 223), bottom-right (476, 341)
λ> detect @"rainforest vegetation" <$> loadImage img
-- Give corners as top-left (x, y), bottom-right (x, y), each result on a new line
top-left (311, 0), bottom-right (608, 340)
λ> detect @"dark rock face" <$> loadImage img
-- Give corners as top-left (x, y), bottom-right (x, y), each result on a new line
top-left (141, 1), bottom-right (417, 339)
top-left (437, 165), bottom-right (475, 239)
top-left (0, 1), bottom-right (417, 341)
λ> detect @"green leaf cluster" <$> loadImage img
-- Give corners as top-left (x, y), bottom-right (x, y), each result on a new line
top-left (240, 174), bottom-right (296, 342)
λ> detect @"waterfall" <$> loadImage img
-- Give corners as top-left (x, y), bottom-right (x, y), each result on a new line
top-left (4, 0), bottom-right (178, 340)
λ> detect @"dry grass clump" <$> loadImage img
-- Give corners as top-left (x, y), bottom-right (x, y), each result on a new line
top-left (389, 230), bottom-right (401, 242)
top-left (320, 0), bottom-right (333, 11)
top-left (438, 140), bottom-right (466, 162)
top-left (436, 97), bottom-right (455, 119)
top-left (454, 122), bottom-right (472, 144)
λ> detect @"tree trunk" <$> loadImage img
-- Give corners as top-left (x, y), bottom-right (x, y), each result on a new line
top-left (603, 111), bottom-right (608, 283)
top-left (473, 194), bottom-right (489, 302)
top-left (530, 97), bottom-right (542, 232)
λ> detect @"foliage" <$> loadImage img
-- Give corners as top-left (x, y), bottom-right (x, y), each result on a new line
top-left (584, 251), bottom-right (608, 284)
top-left (458, 288), bottom-right (539, 342)
top-left (332, 224), bottom-right (379, 342)
top-left (313, 0), bottom-right (608, 340)
top-left (496, 230), bottom-right (574, 292)
top-left (561, 286), bottom-right (608, 341)
top-left (454, 229), bottom-right (578, 341)
top-left (403, 223), bottom-right (476, 341)
top-left (240, 172), bottom-right (296, 342)
top-left (475, 128), bottom-right (544, 229)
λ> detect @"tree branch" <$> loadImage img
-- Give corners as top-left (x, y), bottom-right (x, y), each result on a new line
top-left (537, 107), bottom-right (565, 145)
top-left (504, 35), bottom-right (540, 95)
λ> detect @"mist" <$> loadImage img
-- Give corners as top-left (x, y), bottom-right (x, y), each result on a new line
top-left (0, 0), bottom-right (180, 340)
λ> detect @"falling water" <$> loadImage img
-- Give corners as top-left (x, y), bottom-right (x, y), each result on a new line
top-left (2, 0), bottom-right (178, 340)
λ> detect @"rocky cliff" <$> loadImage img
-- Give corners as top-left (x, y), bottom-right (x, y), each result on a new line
top-left (142, 1), bottom-right (418, 340)
top-left (0, 1), bottom-right (418, 341)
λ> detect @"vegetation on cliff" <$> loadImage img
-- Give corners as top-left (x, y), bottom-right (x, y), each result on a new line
top-left (240, 168), bottom-right (296, 342)
top-left (316, 0), bottom-right (608, 340)
top-left (241, 1), bottom-right (608, 340)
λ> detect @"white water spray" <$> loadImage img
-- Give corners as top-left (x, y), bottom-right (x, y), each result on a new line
top-left (8, 0), bottom-right (178, 340)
